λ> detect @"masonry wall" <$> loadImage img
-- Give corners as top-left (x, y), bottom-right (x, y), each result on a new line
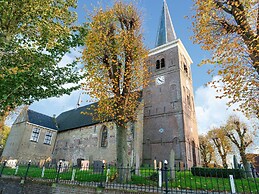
top-left (143, 43), bottom-right (187, 165)
top-left (1, 122), bottom-right (27, 160)
top-left (53, 122), bottom-right (117, 164)
top-left (0, 177), bottom-right (153, 194)
top-left (2, 108), bottom-right (58, 163)
top-left (16, 123), bottom-right (57, 163)
top-left (178, 44), bottom-right (200, 168)
top-left (1, 108), bottom-right (29, 160)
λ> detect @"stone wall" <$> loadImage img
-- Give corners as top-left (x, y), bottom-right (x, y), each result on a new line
top-left (17, 123), bottom-right (57, 163)
top-left (2, 121), bottom-right (57, 163)
top-left (52, 108), bottom-right (144, 167)
top-left (52, 122), bottom-right (117, 164)
top-left (0, 177), bottom-right (154, 194)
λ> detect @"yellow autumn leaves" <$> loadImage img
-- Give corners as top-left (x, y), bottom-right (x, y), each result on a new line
top-left (192, 0), bottom-right (258, 117)
top-left (82, 2), bottom-right (149, 127)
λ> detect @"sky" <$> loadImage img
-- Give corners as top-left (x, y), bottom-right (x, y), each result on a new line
top-left (7, 0), bottom-right (258, 152)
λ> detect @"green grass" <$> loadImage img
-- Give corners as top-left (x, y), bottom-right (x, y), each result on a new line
top-left (0, 165), bottom-right (258, 193)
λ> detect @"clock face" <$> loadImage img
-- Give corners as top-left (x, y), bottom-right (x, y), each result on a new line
top-left (156, 76), bottom-right (165, 85)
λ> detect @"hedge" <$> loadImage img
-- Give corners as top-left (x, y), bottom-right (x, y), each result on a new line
top-left (191, 167), bottom-right (246, 179)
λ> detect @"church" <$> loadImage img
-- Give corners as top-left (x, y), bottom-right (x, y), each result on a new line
top-left (2, 1), bottom-right (200, 169)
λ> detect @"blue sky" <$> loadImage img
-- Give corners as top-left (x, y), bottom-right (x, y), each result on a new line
top-left (74, 0), bottom-right (212, 90)
top-left (23, 0), bottom-right (258, 150)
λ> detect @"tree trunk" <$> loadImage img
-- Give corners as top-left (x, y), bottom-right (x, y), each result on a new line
top-left (116, 124), bottom-right (130, 183)
top-left (222, 155), bottom-right (228, 169)
top-left (240, 152), bottom-right (252, 178)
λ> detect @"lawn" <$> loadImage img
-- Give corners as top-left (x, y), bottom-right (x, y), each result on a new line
top-left (0, 165), bottom-right (258, 193)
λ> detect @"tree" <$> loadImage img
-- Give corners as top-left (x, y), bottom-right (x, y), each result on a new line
top-left (82, 2), bottom-right (148, 180)
top-left (208, 127), bottom-right (232, 168)
top-left (0, 125), bottom-right (10, 156)
top-left (192, 0), bottom-right (259, 116)
top-left (224, 115), bottom-right (253, 176)
top-left (0, 0), bottom-right (85, 120)
top-left (199, 135), bottom-right (215, 167)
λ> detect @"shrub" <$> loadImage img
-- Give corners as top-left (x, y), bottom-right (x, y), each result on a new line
top-left (191, 167), bottom-right (245, 179)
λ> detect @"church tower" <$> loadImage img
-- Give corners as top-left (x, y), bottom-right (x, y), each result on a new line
top-left (143, 0), bottom-right (200, 168)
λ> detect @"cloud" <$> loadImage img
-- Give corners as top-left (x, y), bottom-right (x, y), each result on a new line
top-left (29, 90), bottom-right (92, 117)
top-left (194, 76), bottom-right (254, 134)
top-left (194, 76), bottom-right (259, 154)
top-left (58, 48), bottom-right (82, 68)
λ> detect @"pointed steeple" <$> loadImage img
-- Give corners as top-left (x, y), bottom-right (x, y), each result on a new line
top-left (155, 0), bottom-right (177, 47)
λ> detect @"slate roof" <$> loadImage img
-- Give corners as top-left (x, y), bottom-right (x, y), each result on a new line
top-left (56, 102), bottom-right (99, 132)
top-left (27, 109), bottom-right (58, 130)
top-left (27, 92), bottom-right (142, 132)
top-left (156, 0), bottom-right (177, 47)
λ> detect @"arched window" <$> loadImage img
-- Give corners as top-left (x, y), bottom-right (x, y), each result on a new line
top-left (156, 60), bottom-right (160, 69)
top-left (184, 64), bottom-right (188, 75)
top-left (101, 126), bottom-right (108, 147)
top-left (156, 58), bottom-right (165, 70)
top-left (161, 58), bottom-right (165, 68)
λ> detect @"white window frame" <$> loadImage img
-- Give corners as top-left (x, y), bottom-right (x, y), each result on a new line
top-left (30, 128), bottom-right (41, 142)
top-left (44, 131), bottom-right (53, 145)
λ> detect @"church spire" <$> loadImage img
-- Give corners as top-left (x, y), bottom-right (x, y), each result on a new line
top-left (155, 0), bottom-right (177, 47)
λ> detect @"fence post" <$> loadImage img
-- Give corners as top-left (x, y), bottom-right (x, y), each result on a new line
top-left (158, 163), bottom-right (162, 188)
top-left (164, 160), bottom-right (169, 194)
top-left (0, 160), bottom-right (7, 177)
top-left (229, 175), bottom-right (236, 194)
top-left (56, 160), bottom-right (62, 183)
top-left (24, 160), bottom-right (31, 180)
top-left (15, 165), bottom-right (19, 175)
top-left (41, 165), bottom-right (45, 178)
top-left (71, 168), bottom-right (76, 181)
top-left (106, 165), bottom-right (110, 183)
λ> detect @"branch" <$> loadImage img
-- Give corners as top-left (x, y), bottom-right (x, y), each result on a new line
top-left (217, 19), bottom-right (238, 33)
top-left (244, 139), bottom-right (253, 148)
top-left (215, 1), bottom-right (232, 14)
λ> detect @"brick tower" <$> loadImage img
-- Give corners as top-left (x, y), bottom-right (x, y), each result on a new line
top-left (143, 0), bottom-right (200, 168)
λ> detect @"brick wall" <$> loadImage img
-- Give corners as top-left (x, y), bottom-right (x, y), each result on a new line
top-left (0, 177), bottom-right (154, 194)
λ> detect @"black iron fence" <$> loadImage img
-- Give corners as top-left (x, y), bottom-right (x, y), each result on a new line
top-left (0, 160), bottom-right (258, 193)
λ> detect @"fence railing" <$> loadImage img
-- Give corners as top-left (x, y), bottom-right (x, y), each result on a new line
top-left (0, 160), bottom-right (258, 193)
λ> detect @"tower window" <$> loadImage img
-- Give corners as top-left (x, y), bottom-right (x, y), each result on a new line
top-left (156, 58), bottom-right (165, 69)
top-left (161, 58), bottom-right (165, 68)
top-left (101, 126), bottom-right (108, 147)
top-left (184, 64), bottom-right (188, 75)
top-left (156, 60), bottom-right (160, 69)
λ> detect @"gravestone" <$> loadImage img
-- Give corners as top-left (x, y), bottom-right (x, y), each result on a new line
top-left (6, 159), bottom-right (18, 169)
top-left (135, 153), bottom-right (140, 175)
top-left (52, 159), bottom-right (57, 167)
top-left (81, 160), bottom-right (90, 171)
top-left (169, 149), bottom-right (175, 180)
top-left (58, 161), bottom-right (69, 173)
top-left (77, 158), bottom-right (84, 168)
top-left (89, 155), bottom-right (93, 167)
top-left (93, 160), bottom-right (104, 173)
